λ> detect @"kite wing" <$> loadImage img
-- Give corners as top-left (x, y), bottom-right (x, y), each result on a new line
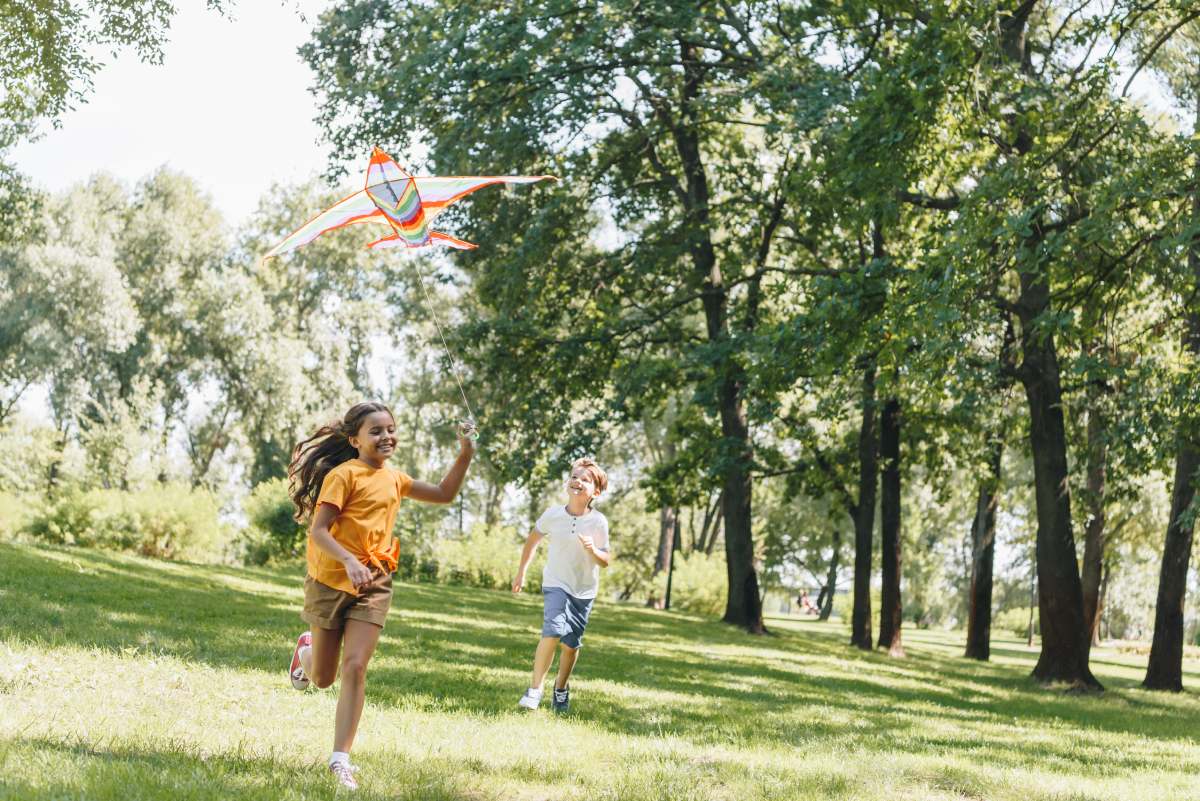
top-left (262, 190), bottom-right (384, 259)
top-left (414, 175), bottom-right (557, 213)
top-left (368, 231), bottom-right (477, 251)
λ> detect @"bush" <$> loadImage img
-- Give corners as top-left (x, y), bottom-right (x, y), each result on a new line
top-left (0, 491), bottom-right (36, 541)
top-left (833, 587), bottom-right (881, 628)
top-left (418, 558), bottom-right (440, 583)
top-left (431, 524), bottom-right (536, 590)
top-left (668, 552), bottom-right (727, 617)
top-left (240, 478), bottom-right (305, 565)
top-left (994, 606), bottom-right (1037, 639)
top-left (20, 485), bottom-right (225, 561)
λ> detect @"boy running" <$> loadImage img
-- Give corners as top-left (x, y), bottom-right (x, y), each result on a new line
top-left (511, 458), bottom-right (610, 713)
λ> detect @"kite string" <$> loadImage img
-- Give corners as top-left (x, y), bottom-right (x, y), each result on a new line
top-left (409, 255), bottom-right (477, 426)
top-left (372, 158), bottom-right (476, 431)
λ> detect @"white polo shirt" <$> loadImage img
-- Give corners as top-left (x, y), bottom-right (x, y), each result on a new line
top-left (535, 505), bottom-right (610, 599)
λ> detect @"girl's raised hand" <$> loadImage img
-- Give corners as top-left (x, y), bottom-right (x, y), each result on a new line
top-left (457, 419), bottom-right (479, 452)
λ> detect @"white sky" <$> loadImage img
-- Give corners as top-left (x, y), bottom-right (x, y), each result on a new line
top-left (11, 0), bottom-right (343, 227)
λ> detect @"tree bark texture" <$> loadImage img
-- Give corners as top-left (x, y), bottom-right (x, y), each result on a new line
top-left (965, 440), bottom-right (1002, 661)
top-left (648, 505), bottom-right (678, 608)
top-left (1143, 446), bottom-right (1199, 691)
top-left (1081, 403), bottom-right (1107, 657)
top-left (668, 42), bottom-right (763, 633)
top-left (878, 397), bottom-right (904, 657)
top-left (1017, 269), bottom-right (1100, 689)
top-left (819, 528), bottom-right (841, 622)
top-left (1144, 85), bottom-right (1200, 691)
top-left (850, 363), bottom-right (878, 650)
top-left (664, 515), bottom-right (682, 611)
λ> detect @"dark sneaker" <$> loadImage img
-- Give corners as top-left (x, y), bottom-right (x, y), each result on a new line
top-left (551, 685), bottom-right (569, 713)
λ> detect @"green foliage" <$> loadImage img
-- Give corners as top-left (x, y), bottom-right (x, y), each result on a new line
top-left (994, 607), bottom-right (1038, 640)
top-left (595, 490), bottom-right (661, 603)
top-left (239, 477), bottom-right (306, 565)
top-left (0, 490), bottom-right (33, 539)
top-left (19, 484), bottom-right (225, 561)
top-left (667, 552), bottom-right (728, 617)
top-left (0, 1), bottom-right (227, 135)
top-left (431, 524), bottom-right (532, 591)
top-left (0, 418), bottom-right (67, 493)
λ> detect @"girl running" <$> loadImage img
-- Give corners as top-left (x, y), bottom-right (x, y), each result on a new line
top-left (285, 401), bottom-right (475, 790)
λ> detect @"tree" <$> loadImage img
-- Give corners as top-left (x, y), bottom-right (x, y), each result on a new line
top-left (1133, 12), bottom-right (1200, 693)
top-left (303, 1), bottom-right (842, 631)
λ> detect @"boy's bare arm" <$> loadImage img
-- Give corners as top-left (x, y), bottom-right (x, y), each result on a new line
top-left (511, 529), bottom-right (544, 593)
top-left (578, 534), bottom-right (612, 568)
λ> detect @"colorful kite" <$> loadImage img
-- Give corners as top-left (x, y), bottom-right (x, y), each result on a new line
top-left (264, 147), bottom-right (555, 258)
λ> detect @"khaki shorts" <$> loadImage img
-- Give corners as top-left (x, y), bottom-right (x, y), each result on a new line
top-left (301, 571), bottom-right (394, 630)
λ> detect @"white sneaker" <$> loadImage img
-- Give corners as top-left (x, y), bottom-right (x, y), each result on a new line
top-left (517, 687), bottom-right (543, 710)
top-left (289, 631), bottom-right (312, 690)
top-left (329, 760), bottom-right (358, 791)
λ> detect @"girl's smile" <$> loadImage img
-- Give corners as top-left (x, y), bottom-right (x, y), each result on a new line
top-left (351, 411), bottom-right (398, 465)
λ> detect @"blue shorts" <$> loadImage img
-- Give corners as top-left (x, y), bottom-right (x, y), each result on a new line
top-left (542, 587), bottom-right (594, 648)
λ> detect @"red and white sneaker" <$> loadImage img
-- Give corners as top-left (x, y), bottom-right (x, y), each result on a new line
top-left (329, 760), bottom-right (358, 791)
top-left (289, 631), bottom-right (312, 690)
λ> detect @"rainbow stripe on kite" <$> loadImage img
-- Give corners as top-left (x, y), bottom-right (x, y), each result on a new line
top-left (263, 147), bottom-right (555, 259)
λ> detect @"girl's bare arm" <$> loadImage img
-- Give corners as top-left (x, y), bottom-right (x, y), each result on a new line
top-left (408, 432), bottom-right (476, 504)
top-left (309, 503), bottom-right (372, 589)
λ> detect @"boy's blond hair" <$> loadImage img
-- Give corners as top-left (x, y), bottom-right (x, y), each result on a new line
top-left (572, 457), bottom-right (608, 506)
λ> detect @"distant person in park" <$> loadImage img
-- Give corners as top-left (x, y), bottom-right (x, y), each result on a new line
top-left (285, 402), bottom-right (476, 791)
top-left (798, 590), bottom-right (819, 615)
top-left (511, 457), bottom-right (611, 713)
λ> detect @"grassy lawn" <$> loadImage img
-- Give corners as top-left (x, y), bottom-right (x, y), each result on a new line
top-left (0, 542), bottom-right (1197, 801)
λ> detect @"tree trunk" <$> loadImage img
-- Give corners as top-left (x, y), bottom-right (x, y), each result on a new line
top-left (1080, 401), bottom-right (1107, 658)
top-left (666, 47), bottom-right (763, 632)
top-left (696, 489), bottom-right (722, 553)
top-left (706, 509), bottom-right (723, 556)
top-left (1017, 269), bottom-right (1100, 689)
top-left (648, 505), bottom-right (677, 608)
top-left (484, 478), bottom-right (502, 528)
top-left (664, 515), bottom-right (681, 611)
top-left (1095, 561), bottom-right (1109, 647)
top-left (720, 442), bottom-right (763, 632)
top-left (877, 397), bottom-right (904, 657)
top-left (850, 362), bottom-right (878, 650)
top-left (819, 528), bottom-right (841, 621)
top-left (1144, 84), bottom-right (1200, 691)
top-left (965, 439), bottom-right (1002, 660)
top-left (1143, 445), bottom-right (1200, 690)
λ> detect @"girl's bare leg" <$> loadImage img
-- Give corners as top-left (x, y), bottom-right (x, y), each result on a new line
top-left (304, 626), bottom-right (343, 689)
top-left (333, 619), bottom-right (382, 753)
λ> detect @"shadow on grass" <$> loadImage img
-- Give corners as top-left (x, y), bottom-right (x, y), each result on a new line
top-left (2, 542), bottom-right (1198, 773)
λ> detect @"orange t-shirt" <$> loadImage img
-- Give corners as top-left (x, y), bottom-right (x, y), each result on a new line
top-left (307, 460), bottom-right (413, 594)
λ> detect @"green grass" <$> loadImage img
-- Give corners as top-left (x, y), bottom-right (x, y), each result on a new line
top-left (0, 542), bottom-right (1197, 801)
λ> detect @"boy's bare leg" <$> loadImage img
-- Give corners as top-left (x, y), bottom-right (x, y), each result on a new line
top-left (530, 636), bottom-right (560, 688)
top-left (553, 643), bottom-right (578, 690)
top-left (333, 619), bottom-right (382, 753)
